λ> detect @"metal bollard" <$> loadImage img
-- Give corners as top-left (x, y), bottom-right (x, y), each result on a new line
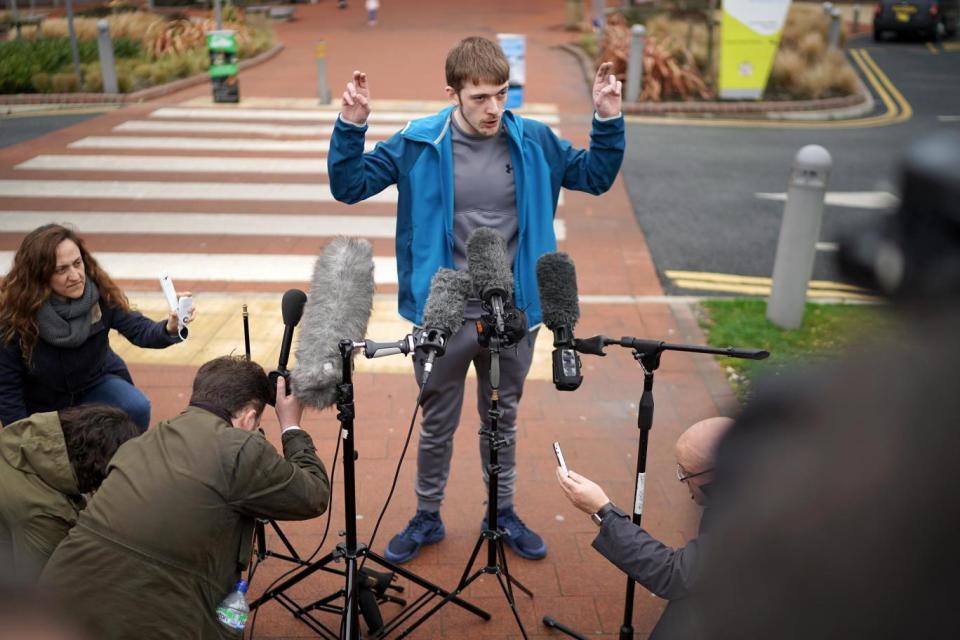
top-left (316, 41), bottom-right (331, 105)
top-left (96, 19), bottom-right (118, 94)
top-left (64, 0), bottom-right (82, 86)
top-left (625, 24), bottom-right (646, 103)
top-left (828, 8), bottom-right (843, 48)
top-left (767, 146), bottom-right (832, 330)
top-left (564, 0), bottom-right (582, 31)
top-left (592, 0), bottom-right (606, 39)
top-left (852, 3), bottom-right (861, 33)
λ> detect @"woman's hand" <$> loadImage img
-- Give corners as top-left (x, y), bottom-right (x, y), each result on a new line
top-left (165, 291), bottom-right (197, 336)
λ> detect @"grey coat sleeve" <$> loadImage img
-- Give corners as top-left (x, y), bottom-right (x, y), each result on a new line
top-left (591, 513), bottom-right (702, 601)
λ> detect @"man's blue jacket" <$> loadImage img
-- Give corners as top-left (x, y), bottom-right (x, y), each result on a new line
top-left (328, 106), bottom-right (625, 328)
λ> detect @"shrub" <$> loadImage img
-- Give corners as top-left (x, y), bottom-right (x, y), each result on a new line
top-left (31, 72), bottom-right (51, 93)
top-left (50, 73), bottom-right (80, 93)
top-left (81, 64), bottom-right (102, 92)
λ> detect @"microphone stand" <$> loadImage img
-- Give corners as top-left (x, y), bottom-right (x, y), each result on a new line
top-left (400, 306), bottom-right (534, 639)
top-left (243, 303), bottom-right (307, 577)
top-left (542, 337), bottom-right (768, 640)
top-left (249, 340), bottom-right (491, 640)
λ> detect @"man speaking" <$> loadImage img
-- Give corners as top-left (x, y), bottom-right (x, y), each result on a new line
top-left (40, 356), bottom-right (330, 639)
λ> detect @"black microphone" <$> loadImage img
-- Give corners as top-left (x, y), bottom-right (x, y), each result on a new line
top-left (536, 252), bottom-right (587, 391)
top-left (267, 289), bottom-right (307, 405)
top-left (415, 268), bottom-right (472, 386)
top-left (466, 227), bottom-right (513, 335)
top-left (291, 237), bottom-right (375, 410)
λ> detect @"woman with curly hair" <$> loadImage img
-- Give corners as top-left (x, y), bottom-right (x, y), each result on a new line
top-left (0, 224), bottom-right (194, 430)
top-left (0, 404), bottom-right (140, 580)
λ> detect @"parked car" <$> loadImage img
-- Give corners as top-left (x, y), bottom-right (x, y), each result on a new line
top-left (874, 0), bottom-right (960, 41)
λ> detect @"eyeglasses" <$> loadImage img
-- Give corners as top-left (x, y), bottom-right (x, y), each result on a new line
top-left (677, 464), bottom-right (713, 483)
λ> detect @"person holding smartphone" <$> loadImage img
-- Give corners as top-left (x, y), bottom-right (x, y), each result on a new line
top-left (0, 224), bottom-right (196, 431)
top-left (555, 417), bottom-right (732, 640)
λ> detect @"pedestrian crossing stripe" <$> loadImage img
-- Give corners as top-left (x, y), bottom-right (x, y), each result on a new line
top-left (115, 120), bottom-right (402, 138)
top-left (0, 180), bottom-right (397, 203)
top-left (69, 136), bottom-right (376, 153)
top-left (0, 211), bottom-right (567, 241)
top-left (17, 155), bottom-right (330, 175)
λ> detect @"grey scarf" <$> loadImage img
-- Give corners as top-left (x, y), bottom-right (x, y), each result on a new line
top-left (37, 280), bottom-right (101, 348)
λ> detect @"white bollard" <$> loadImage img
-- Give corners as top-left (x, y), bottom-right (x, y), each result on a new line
top-left (853, 3), bottom-right (861, 33)
top-left (828, 7), bottom-right (843, 48)
top-left (767, 146), bottom-right (832, 330)
top-left (96, 19), bottom-right (118, 94)
top-left (626, 24), bottom-right (646, 103)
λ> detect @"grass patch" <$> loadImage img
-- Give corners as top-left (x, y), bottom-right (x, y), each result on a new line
top-left (698, 299), bottom-right (896, 399)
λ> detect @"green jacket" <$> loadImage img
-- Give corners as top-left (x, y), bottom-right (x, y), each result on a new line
top-left (0, 411), bottom-right (83, 580)
top-left (40, 406), bottom-right (330, 639)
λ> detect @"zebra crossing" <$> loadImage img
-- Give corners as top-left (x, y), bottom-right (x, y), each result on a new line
top-left (0, 99), bottom-right (566, 375)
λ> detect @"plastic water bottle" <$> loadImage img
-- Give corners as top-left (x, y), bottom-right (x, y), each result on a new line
top-left (216, 579), bottom-right (249, 632)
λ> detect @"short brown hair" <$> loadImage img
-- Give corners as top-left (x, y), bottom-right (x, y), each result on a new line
top-left (190, 356), bottom-right (272, 416)
top-left (59, 404), bottom-right (140, 494)
top-left (445, 36), bottom-right (510, 93)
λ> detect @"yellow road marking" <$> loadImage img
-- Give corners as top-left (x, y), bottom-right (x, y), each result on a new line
top-left (927, 42), bottom-right (940, 54)
top-left (670, 279), bottom-right (878, 301)
top-left (665, 270), bottom-right (868, 292)
top-left (857, 49), bottom-right (913, 122)
top-left (624, 48), bottom-right (910, 129)
top-left (666, 270), bottom-right (878, 301)
top-left (943, 42), bottom-right (960, 52)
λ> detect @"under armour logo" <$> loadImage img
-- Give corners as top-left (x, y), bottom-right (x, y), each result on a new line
top-left (505, 163), bottom-right (512, 174)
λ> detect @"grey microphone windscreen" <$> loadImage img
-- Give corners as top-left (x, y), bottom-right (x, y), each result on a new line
top-left (422, 269), bottom-right (472, 334)
top-left (536, 252), bottom-right (580, 330)
top-left (466, 227), bottom-right (513, 301)
top-left (292, 237), bottom-right (375, 409)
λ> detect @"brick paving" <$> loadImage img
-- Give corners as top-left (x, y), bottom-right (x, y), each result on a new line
top-left (0, 1), bottom-right (739, 637)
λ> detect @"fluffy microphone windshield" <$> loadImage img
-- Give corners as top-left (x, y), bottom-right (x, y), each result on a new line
top-left (466, 228), bottom-right (513, 300)
top-left (422, 269), bottom-right (472, 334)
top-left (536, 252), bottom-right (580, 330)
top-left (292, 237), bottom-right (375, 409)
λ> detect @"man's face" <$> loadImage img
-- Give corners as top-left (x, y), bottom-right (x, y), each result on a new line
top-left (50, 239), bottom-right (86, 299)
top-left (447, 80), bottom-right (509, 137)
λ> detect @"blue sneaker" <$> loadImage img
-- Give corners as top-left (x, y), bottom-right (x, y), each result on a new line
top-left (482, 507), bottom-right (547, 560)
top-left (384, 510), bottom-right (445, 564)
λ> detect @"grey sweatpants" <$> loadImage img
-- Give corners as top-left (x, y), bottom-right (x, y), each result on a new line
top-left (412, 322), bottom-right (538, 513)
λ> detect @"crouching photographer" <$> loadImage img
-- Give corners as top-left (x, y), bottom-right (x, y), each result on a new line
top-left (40, 355), bottom-right (330, 639)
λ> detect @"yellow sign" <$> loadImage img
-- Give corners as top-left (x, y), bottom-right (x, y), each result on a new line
top-left (719, 0), bottom-right (792, 100)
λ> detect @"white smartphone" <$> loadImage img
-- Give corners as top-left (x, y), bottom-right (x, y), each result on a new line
top-left (159, 272), bottom-right (178, 313)
top-left (553, 441), bottom-right (569, 477)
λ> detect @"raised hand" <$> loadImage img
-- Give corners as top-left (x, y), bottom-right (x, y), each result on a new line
top-left (592, 61), bottom-right (622, 118)
top-left (341, 70), bottom-right (371, 125)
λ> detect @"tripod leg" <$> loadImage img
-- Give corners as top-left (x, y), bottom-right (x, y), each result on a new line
top-left (496, 537), bottom-right (533, 599)
top-left (458, 532), bottom-right (486, 586)
top-left (362, 550), bottom-right (490, 621)
top-left (269, 519), bottom-right (303, 561)
top-left (542, 616), bottom-right (591, 640)
top-left (494, 570), bottom-right (529, 640)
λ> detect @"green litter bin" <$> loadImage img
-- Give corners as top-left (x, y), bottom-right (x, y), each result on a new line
top-left (208, 30), bottom-right (239, 103)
